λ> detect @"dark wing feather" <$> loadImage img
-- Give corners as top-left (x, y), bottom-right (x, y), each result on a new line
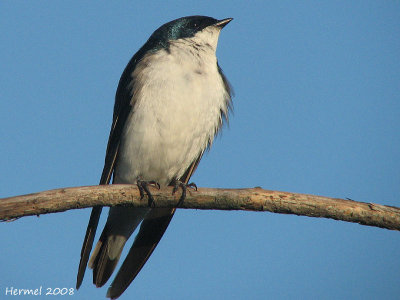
top-left (76, 50), bottom-right (146, 289)
top-left (76, 206), bottom-right (103, 289)
top-left (217, 62), bottom-right (234, 126)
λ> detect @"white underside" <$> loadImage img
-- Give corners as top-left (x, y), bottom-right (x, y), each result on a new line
top-left (114, 34), bottom-right (228, 186)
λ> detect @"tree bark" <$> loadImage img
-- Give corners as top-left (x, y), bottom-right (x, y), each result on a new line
top-left (1, 185), bottom-right (399, 231)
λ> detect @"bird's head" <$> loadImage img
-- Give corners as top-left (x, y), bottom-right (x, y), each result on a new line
top-left (146, 16), bottom-right (232, 52)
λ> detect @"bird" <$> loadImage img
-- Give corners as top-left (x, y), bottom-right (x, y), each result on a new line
top-left (76, 15), bottom-right (233, 299)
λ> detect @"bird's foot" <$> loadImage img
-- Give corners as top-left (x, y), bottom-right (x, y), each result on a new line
top-left (137, 179), bottom-right (160, 208)
top-left (172, 180), bottom-right (197, 207)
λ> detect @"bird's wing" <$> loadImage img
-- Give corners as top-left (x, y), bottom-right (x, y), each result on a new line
top-left (76, 51), bottom-right (143, 289)
top-left (106, 154), bottom-right (203, 299)
top-left (76, 206), bottom-right (103, 289)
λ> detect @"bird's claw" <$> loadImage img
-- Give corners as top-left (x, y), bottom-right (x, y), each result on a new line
top-left (172, 180), bottom-right (197, 207)
top-left (137, 179), bottom-right (160, 208)
top-left (187, 182), bottom-right (197, 191)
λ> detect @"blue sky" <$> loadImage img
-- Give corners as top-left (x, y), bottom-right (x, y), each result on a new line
top-left (1, 1), bottom-right (399, 299)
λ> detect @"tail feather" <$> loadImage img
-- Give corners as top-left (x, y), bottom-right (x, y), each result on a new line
top-left (91, 225), bottom-right (127, 287)
top-left (89, 207), bottom-right (149, 288)
top-left (106, 208), bottom-right (176, 299)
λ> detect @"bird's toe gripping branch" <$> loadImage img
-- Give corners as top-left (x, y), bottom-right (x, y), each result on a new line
top-left (172, 180), bottom-right (197, 207)
top-left (137, 179), bottom-right (161, 207)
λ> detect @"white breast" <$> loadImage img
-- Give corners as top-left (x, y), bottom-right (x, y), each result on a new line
top-left (114, 40), bottom-right (228, 186)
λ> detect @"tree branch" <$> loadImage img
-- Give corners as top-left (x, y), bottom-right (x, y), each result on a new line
top-left (1, 185), bottom-right (399, 231)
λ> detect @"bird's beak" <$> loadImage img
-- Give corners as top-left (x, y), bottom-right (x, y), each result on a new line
top-left (214, 18), bottom-right (233, 29)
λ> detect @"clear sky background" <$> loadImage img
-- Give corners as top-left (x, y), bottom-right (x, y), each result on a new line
top-left (1, 1), bottom-right (399, 299)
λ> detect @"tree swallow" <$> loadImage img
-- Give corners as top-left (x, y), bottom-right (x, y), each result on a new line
top-left (76, 15), bottom-right (233, 299)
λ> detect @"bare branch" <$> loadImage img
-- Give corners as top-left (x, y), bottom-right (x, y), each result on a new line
top-left (0, 185), bottom-right (399, 231)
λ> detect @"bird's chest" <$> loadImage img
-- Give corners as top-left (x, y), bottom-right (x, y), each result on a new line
top-left (115, 49), bottom-right (226, 184)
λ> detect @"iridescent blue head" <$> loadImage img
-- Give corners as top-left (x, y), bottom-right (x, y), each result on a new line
top-left (144, 16), bottom-right (233, 52)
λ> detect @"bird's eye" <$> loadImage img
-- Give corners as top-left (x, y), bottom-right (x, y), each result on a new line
top-left (193, 23), bottom-right (198, 28)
